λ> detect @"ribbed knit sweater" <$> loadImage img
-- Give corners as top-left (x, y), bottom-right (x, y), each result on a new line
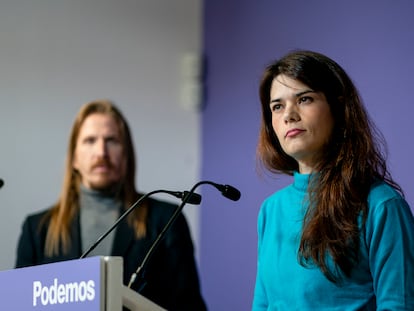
top-left (253, 172), bottom-right (414, 310)
top-left (79, 186), bottom-right (121, 256)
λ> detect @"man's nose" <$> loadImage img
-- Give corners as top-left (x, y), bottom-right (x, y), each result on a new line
top-left (95, 139), bottom-right (108, 157)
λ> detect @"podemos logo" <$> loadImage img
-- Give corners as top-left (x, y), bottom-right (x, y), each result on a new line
top-left (33, 278), bottom-right (95, 306)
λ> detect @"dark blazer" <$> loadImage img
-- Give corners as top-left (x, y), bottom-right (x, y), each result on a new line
top-left (15, 197), bottom-right (207, 311)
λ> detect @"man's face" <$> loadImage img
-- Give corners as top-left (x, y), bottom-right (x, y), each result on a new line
top-left (73, 113), bottom-right (126, 190)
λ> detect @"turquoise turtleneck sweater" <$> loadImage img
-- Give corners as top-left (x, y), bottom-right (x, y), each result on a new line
top-left (253, 172), bottom-right (414, 310)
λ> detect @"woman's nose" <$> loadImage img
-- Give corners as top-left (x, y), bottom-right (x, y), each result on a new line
top-left (283, 104), bottom-right (300, 123)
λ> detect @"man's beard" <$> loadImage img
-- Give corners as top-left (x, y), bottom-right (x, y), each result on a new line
top-left (88, 179), bottom-right (121, 195)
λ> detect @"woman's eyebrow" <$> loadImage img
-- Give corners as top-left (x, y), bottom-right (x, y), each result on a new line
top-left (270, 89), bottom-right (314, 104)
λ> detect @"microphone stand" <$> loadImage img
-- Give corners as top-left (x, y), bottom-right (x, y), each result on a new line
top-left (128, 180), bottom-right (240, 288)
top-left (80, 189), bottom-right (195, 259)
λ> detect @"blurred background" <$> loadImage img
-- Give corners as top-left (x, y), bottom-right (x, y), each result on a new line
top-left (1, 1), bottom-right (413, 310)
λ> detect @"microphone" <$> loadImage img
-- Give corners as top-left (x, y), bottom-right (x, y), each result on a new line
top-left (0, 179), bottom-right (3, 189)
top-left (79, 189), bottom-right (202, 259)
top-left (200, 181), bottom-right (241, 201)
top-left (128, 180), bottom-right (241, 289)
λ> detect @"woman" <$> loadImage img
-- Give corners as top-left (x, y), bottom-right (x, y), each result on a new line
top-left (253, 50), bottom-right (414, 310)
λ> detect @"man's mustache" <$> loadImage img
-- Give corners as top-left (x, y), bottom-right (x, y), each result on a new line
top-left (92, 159), bottom-right (113, 169)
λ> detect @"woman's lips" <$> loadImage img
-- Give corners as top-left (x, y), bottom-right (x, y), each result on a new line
top-left (286, 129), bottom-right (305, 138)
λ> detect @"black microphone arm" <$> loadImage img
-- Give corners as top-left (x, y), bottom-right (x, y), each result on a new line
top-left (128, 180), bottom-right (241, 288)
top-left (0, 179), bottom-right (4, 189)
top-left (80, 189), bottom-right (202, 259)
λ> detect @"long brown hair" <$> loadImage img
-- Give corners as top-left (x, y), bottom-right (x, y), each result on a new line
top-left (257, 50), bottom-right (402, 281)
top-left (44, 100), bottom-right (147, 256)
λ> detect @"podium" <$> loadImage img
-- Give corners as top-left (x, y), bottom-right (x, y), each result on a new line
top-left (0, 256), bottom-right (166, 310)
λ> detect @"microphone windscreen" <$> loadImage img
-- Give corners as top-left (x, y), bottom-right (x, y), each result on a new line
top-left (222, 184), bottom-right (241, 201)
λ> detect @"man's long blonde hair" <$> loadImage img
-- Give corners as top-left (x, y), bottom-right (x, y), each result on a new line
top-left (43, 100), bottom-right (147, 256)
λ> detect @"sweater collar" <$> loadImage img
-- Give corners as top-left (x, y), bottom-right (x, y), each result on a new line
top-left (292, 171), bottom-right (311, 192)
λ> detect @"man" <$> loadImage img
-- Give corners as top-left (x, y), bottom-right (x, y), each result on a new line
top-left (16, 100), bottom-right (207, 310)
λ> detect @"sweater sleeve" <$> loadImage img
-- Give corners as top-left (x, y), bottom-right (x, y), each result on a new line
top-left (365, 195), bottom-right (414, 310)
top-left (252, 202), bottom-right (268, 311)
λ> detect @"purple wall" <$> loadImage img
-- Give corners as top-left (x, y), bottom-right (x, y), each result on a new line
top-left (200, 1), bottom-right (414, 310)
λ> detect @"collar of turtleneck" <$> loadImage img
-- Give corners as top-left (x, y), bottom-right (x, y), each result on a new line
top-left (292, 171), bottom-right (312, 193)
top-left (79, 185), bottom-right (122, 256)
top-left (80, 184), bottom-right (120, 199)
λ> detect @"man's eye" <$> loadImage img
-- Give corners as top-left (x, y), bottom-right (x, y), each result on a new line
top-left (84, 137), bottom-right (95, 144)
top-left (106, 137), bottom-right (119, 143)
top-left (106, 137), bottom-right (122, 146)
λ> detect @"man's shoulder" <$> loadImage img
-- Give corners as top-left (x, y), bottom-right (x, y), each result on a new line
top-left (24, 207), bottom-right (53, 224)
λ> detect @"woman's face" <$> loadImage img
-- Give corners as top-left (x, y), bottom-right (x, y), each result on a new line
top-left (270, 74), bottom-right (334, 173)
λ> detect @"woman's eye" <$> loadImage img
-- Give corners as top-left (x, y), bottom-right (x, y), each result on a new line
top-left (271, 103), bottom-right (282, 111)
top-left (299, 96), bottom-right (312, 104)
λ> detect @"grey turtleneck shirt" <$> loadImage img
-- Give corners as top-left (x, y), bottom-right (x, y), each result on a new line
top-left (79, 185), bottom-right (122, 257)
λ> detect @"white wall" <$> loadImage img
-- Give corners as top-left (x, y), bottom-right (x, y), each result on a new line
top-left (0, 0), bottom-right (202, 270)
